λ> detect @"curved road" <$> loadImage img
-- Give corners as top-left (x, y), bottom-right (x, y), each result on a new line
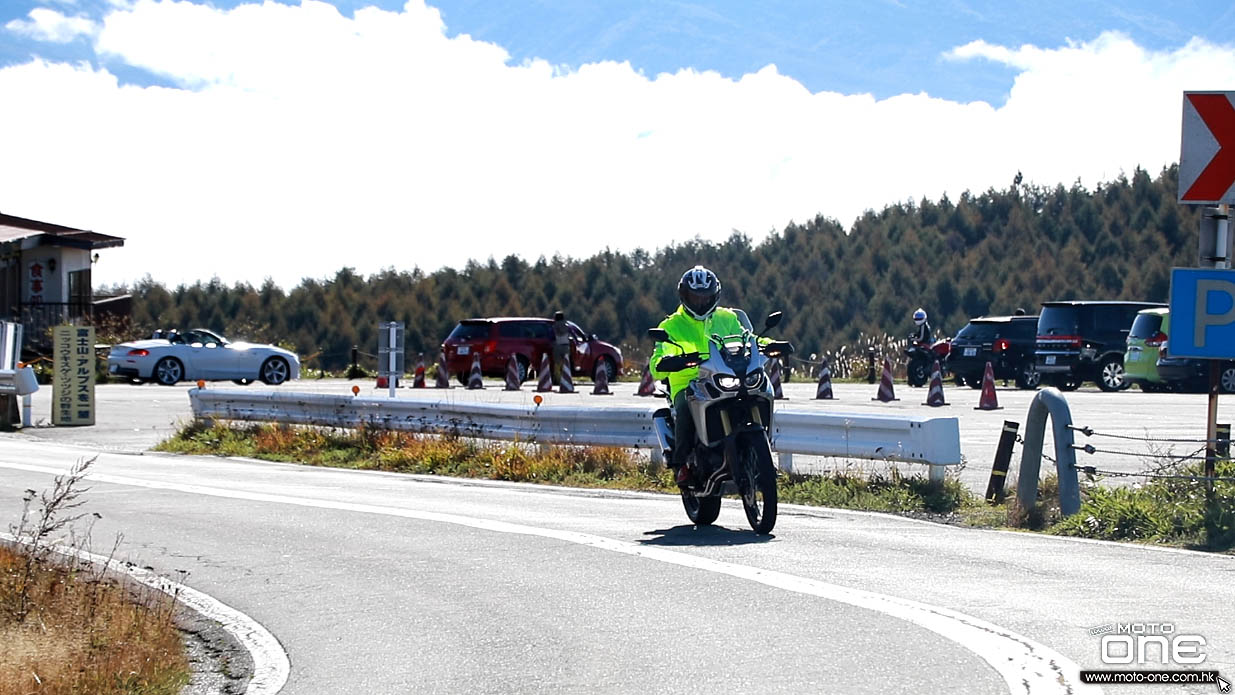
top-left (1, 432), bottom-right (1232, 693)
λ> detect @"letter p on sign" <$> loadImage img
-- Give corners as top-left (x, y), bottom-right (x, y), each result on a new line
top-left (1171, 268), bottom-right (1235, 359)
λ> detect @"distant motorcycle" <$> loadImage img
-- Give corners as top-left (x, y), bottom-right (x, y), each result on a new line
top-left (649, 311), bottom-right (793, 535)
top-left (905, 337), bottom-right (952, 387)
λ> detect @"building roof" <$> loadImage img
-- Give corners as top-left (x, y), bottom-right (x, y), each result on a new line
top-left (0, 212), bottom-right (125, 250)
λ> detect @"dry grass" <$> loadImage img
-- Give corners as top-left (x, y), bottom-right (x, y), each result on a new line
top-left (2, 459), bottom-right (190, 695)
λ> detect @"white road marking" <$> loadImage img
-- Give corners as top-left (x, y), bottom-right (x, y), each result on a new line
top-left (0, 530), bottom-right (290, 695)
top-left (0, 459), bottom-right (1098, 695)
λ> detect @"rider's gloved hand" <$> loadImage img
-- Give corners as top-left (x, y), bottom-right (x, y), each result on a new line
top-left (656, 353), bottom-right (701, 372)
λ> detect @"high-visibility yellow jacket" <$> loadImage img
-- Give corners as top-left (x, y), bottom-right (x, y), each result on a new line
top-left (649, 306), bottom-right (747, 400)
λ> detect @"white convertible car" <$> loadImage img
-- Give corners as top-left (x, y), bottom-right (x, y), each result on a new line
top-left (107, 328), bottom-right (300, 386)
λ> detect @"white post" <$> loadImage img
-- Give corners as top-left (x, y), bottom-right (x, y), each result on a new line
top-left (388, 323), bottom-right (397, 399)
top-left (21, 394), bottom-right (31, 428)
top-left (928, 463), bottom-right (946, 485)
top-left (778, 452), bottom-right (794, 473)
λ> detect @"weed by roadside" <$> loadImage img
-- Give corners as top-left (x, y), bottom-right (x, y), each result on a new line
top-left (2, 458), bottom-right (190, 695)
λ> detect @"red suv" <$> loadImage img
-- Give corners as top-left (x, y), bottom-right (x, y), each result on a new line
top-left (441, 317), bottom-right (623, 385)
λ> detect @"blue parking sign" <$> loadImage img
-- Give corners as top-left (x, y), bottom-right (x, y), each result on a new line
top-left (1170, 268), bottom-right (1235, 359)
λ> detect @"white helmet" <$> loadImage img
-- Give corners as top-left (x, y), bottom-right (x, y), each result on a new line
top-left (913, 308), bottom-right (927, 326)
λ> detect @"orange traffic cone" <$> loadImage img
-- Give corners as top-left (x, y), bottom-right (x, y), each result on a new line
top-left (536, 353), bottom-right (553, 392)
top-left (922, 360), bottom-right (948, 406)
top-left (815, 358), bottom-right (835, 400)
top-left (435, 351), bottom-right (452, 389)
top-left (503, 354), bottom-right (521, 391)
top-left (872, 358), bottom-right (898, 402)
top-left (636, 366), bottom-right (656, 396)
top-left (467, 353), bottom-right (484, 390)
top-left (412, 353), bottom-right (426, 388)
top-left (975, 361), bottom-right (1002, 410)
top-left (559, 363), bottom-right (576, 394)
top-left (769, 358), bottom-right (786, 399)
top-left (592, 363), bottom-right (612, 395)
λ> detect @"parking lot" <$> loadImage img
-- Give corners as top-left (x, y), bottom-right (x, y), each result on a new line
top-left (8, 376), bottom-right (1228, 495)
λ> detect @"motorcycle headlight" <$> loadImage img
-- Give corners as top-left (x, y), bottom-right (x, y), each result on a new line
top-left (714, 375), bottom-right (740, 391)
top-left (744, 370), bottom-right (764, 388)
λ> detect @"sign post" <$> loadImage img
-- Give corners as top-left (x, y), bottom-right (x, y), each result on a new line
top-left (377, 322), bottom-right (405, 399)
top-left (51, 325), bottom-right (95, 426)
top-left (1179, 90), bottom-right (1235, 505)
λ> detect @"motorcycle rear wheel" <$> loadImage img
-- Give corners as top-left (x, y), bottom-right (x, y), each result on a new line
top-left (682, 491), bottom-right (721, 526)
top-left (740, 437), bottom-right (778, 535)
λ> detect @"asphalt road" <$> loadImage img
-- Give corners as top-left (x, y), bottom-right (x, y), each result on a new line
top-left (1, 437), bottom-right (1232, 694)
top-left (13, 377), bottom-right (1231, 493)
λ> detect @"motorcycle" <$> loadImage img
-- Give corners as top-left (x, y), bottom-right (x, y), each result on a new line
top-left (648, 311), bottom-right (793, 535)
top-left (905, 337), bottom-right (952, 388)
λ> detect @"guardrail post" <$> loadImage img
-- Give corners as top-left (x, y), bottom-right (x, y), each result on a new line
top-left (1015, 388), bottom-right (1081, 518)
top-left (986, 420), bottom-right (1019, 503)
top-left (778, 452), bottom-right (794, 473)
top-left (21, 394), bottom-right (31, 428)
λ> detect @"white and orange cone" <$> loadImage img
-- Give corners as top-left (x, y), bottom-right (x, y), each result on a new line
top-left (503, 354), bottom-right (521, 391)
top-left (466, 353), bottom-right (484, 390)
top-left (636, 366), bottom-right (656, 396)
top-left (872, 357), bottom-right (898, 402)
top-left (592, 363), bottom-right (612, 395)
top-left (922, 360), bottom-right (948, 407)
top-left (769, 358), bottom-right (786, 399)
top-left (412, 353), bottom-right (426, 388)
top-left (815, 358), bottom-right (835, 400)
top-left (435, 352), bottom-right (452, 389)
top-left (536, 353), bottom-right (553, 393)
top-left (975, 361), bottom-right (1002, 410)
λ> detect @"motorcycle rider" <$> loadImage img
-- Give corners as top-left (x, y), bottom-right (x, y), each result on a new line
top-left (910, 308), bottom-right (931, 345)
top-left (649, 265), bottom-right (751, 485)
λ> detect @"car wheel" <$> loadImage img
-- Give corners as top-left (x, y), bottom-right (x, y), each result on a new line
top-left (154, 357), bottom-right (183, 386)
top-left (259, 357), bottom-right (290, 385)
top-left (232, 378), bottom-right (254, 386)
top-left (1221, 365), bottom-right (1235, 394)
top-left (1097, 357), bottom-right (1126, 392)
top-left (516, 356), bottom-right (530, 384)
top-left (594, 357), bottom-right (616, 384)
top-left (1050, 375), bottom-right (1080, 391)
top-left (965, 376), bottom-right (983, 390)
top-left (1015, 362), bottom-right (1041, 390)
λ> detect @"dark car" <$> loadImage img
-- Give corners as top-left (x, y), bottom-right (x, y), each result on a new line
top-left (1035, 301), bottom-right (1166, 391)
top-left (1156, 347), bottom-right (1235, 394)
top-left (441, 317), bottom-right (623, 384)
top-left (947, 315), bottom-right (1040, 389)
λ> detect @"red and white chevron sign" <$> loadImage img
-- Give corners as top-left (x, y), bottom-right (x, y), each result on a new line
top-left (1180, 91), bottom-right (1235, 204)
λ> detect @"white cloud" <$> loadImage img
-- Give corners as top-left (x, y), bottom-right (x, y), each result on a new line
top-left (5, 8), bottom-right (98, 43)
top-left (1, 1), bottom-right (1233, 289)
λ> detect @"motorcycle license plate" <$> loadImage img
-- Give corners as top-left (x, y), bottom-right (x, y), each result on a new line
top-left (1045, 355), bottom-right (1056, 365)
top-left (457, 346), bottom-right (470, 355)
top-left (963, 347), bottom-right (977, 357)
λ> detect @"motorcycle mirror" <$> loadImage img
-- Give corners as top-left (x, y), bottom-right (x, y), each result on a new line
top-left (648, 328), bottom-right (670, 342)
top-left (763, 312), bottom-right (783, 331)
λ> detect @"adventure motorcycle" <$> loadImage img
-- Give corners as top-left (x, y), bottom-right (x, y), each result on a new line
top-left (905, 337), bottom-right (952, 388)
top-left (649, 311), bottom-right (793, 535)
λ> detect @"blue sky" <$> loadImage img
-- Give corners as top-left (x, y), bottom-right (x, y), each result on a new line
top-left (1, 0), bottom-right (1234, 287)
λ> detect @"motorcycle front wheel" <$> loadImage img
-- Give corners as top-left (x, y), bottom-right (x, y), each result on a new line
top-left (680, 452), bottom-right (722, 526)
top-left (739, 436), bottom-right (778, 534)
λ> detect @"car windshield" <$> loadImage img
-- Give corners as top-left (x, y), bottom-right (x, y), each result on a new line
top-left (1129, 313), bottom-right (1163, 339)
top-left (1037, 306), bottom-right (1078, 336)
top-left (956, 322), bottom-right (1000, 341)
top-left (447, 322), bottom-right (491, 341)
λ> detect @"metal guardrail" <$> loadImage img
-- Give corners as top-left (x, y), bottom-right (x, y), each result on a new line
top-left (189, 389), bottom-right (963, 479)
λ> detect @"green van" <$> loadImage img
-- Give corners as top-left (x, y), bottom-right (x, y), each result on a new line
top-left (1124, 307), bottom-right (1169, 392)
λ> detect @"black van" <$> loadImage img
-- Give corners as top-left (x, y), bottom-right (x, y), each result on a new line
top-left (1035, 301), bottom-right (1166, 391)
top-left (947, 315), bottom-right (1040, 389)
